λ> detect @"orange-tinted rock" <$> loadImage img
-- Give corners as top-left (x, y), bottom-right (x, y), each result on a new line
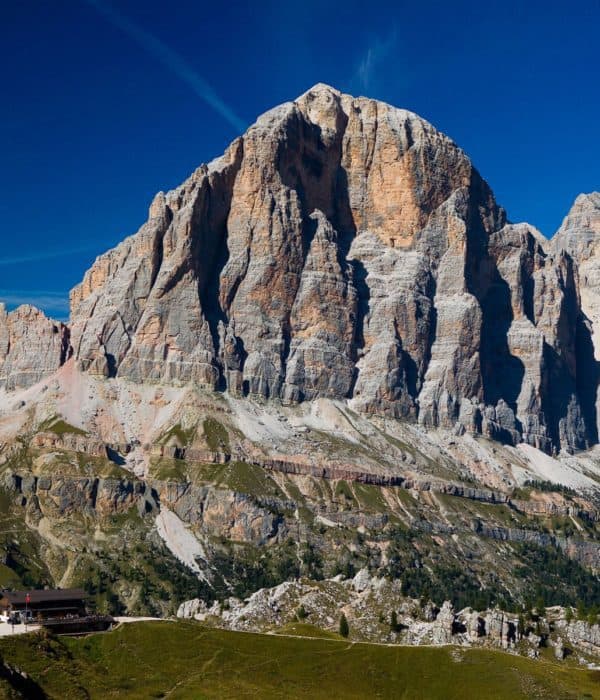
top-left (36, 86), bottom-right (598, 452)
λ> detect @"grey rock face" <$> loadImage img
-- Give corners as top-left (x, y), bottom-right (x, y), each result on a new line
top-left (0, 304), bottom-right (70, 391)
top-left (161, 484), bottom-right (290, 545)
top-left (68, 85), bottom-right (507, 419)
top-left (63, 84), bottom-right (600, 454)
top-left (563, 619), bottom-right (600, 655)
top-left (2, 86), bottom-right (598, 455)
top-left (553, 193), bottom-right (600, 442)
top-left (483, 609), bottom-right (518, 649)
top-left (431, 601), bottom-right (455, 644)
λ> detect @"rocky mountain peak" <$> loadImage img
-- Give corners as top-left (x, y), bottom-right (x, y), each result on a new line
top-left (1, 88), bottom-right (598, 455)
top-left (554, 192), bottom-right (600, 260)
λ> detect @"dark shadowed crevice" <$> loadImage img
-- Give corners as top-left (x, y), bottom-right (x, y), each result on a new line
top-left (413, 272), bottom-right (438, 417)
top-left (522, 232), bottom-right (543, 325)
top-left (479, 274), bottom-right (524, 420)
top-left (348, 258), bottom-right (369, 353)
top-left (522, 269), bottom-right (535, 325)
top-left (59, 324), bottom-right (72, 365)
top-left (346, 258), bottom-right (369, 399)
top-left (465, 170), bottom-right (525, 438)
top-left (89, 478), bottom-right (99, 509)
top-left (540, 342), bottom-right (580, 450)
top-left (402, 344), bottom-right (420, 399)
top-left (190, 145), bottom-right (244, 388)
top-left (149, 209), bottom-right (170, 291)
top-left (106, 447), bottom-right (126, 465)
top-left (575, 314), bottom-right (599, 445)
top-left (105, 353), bottom-right (117, 378)
top-left (276, 103), bottom-right (353, 395)
top-left (541, 256), bottom-right (591, 451)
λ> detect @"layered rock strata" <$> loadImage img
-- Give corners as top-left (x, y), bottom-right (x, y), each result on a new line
top-left (553, 193), bottom-right (600, 441)
top-left (0, 304), bottom-right (69, 391)
top-left (2, 85), bottom-right (599, 454)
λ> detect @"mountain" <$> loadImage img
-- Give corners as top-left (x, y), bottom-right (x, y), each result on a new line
top-left (5, 83), bottom-right (599, 454)
top-left (1, 85), bottom-right (600, 649)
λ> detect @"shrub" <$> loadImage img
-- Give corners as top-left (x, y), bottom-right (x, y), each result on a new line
top-left (339, 613), bottom-right (349, 638)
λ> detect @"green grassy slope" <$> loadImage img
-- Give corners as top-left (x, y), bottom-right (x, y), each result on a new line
top-left (0, 622), bottom-right (599, 699)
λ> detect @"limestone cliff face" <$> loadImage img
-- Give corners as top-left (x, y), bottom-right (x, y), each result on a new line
top-left (69, 85), bottom-right (501, 410)
top-left (0, 304), bottom-right (69, 391)
top-left (553, 193), bottom-right (600, 361)
top-left (4, 85), bottom-right (598, 453)
top-left (63, 85), bottom-right (598, 452)
top-left (553, 193), bottom-right (600, 441)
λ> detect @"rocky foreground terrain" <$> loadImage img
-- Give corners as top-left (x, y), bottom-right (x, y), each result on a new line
top-left (177, 569), bottom-right (600, 667)
top-left (1, 84), bottom-right (600, 661)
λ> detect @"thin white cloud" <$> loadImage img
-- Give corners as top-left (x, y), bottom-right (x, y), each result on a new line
top-left (85, 0), bottom-right (246, 133)
top-left (0, 246), bottom-right (97, 267)
top-left (354, 30), bottom-right (398, 92)
top-left (0, 290), bottom-right (70, 315)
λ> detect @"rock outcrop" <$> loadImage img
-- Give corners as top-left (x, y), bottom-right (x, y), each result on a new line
top-left (561, 617), bottom-right (600, 655)
top-left (0, 304), bottom-right (69, 391)
top-left (177, 574), bottom-right (599, 661)
top-left (2, 85), bottom-right (599, 455)
top-left (553, 193), bottom-right (600, 441)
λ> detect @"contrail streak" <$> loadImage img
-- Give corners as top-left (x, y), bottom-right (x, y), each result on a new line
top-left (0, 246), bottom-right (97, 266)
top-left (84, 0), bottom-right (246, 133)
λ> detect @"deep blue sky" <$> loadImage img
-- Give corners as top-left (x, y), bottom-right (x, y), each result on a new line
top-left (1, 0), bottom-right (598, 319)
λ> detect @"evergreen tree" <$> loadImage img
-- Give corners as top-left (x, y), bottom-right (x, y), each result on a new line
top-left (565, 606), bottom-right (574, 623)
top-left (390, 610), bottom-right (398, 632)
top-left (339, 613), bottom-right (349, 638)
top-left (535, 597), bottom-right (546, 619)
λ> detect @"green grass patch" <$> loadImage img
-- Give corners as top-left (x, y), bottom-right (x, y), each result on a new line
top-left (392, 487), bottom-right (418, 509)
top-left (334, 479), bottom-right (356, 504)
top-left (38, 415), bottom-right (87, 436)
top-left (158, 423), bottom-right (196, 447)
top-left (352, 482), bottom-right (388, 512)
top-left (511, 486), bottom-right (533, 501)
top-left (103, 507), bottom-right (144, 533)
top-left (203, 417), bottom-right (230, 452)
top-left (298, 505), bottom-right (315, 525)
top-left (281, 476), bottom-right (306, 503)
top-left (148, 456), bottom-right (190, 482)
top-left (0, 562), bottom-right (21, 588)
top-left (209, 462), bottom-right (285, 499)
top-left (26, 449), bottom-right (131, 479)
top-left (0, 621), bottom-right (598, 698)
top-left (309, 428), bottom-right (376, 462)
top-left (148, 460), bottom-right (286, 500)
top-left (437, 493), bottom-right (528, 528)
top-left (274, 621), bottom-right (344, 640)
